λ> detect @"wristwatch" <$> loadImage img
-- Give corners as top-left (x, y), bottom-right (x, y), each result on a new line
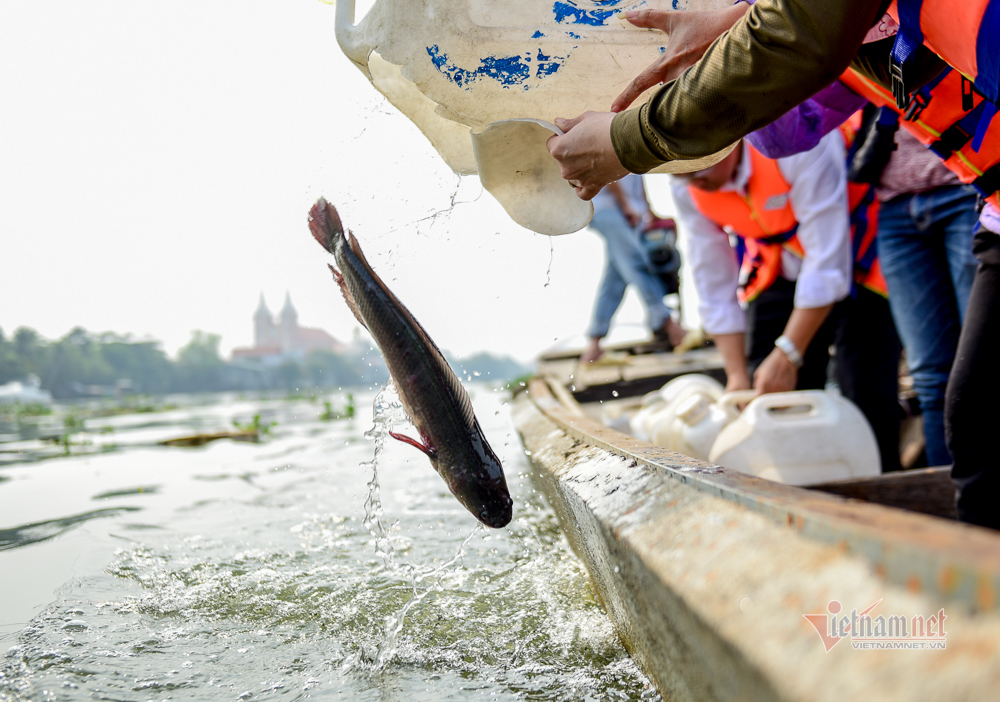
top-left (774, 335), bottom-right (804, 369)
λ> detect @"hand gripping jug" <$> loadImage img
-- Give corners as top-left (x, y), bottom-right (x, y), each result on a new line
top-left (708, 391), bottom-right (881, 485)
top-left (653, 390), bottom-right (754, 460)
top-left (334, 0), bottom-right (737, 233)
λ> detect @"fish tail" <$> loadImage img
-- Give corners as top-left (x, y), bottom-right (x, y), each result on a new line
top-left (328, 263), bottom-right (368, 330)
top-left (308, 198), bottom-right (344, 253)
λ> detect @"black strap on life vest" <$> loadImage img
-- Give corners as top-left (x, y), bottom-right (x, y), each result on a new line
top-left (973, 163), bottom-right (1000, 201)
top-left (929, 100), bottom-right (993, 160)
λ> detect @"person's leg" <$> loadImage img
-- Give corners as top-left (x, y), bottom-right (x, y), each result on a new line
top-left (832, 287), bottom-right (902, 472)
top-left (877, 191), bottom-right (963, 466)
top-left (586, 211), bottom-right (630, 341)
top-left (599, 210), bottom-right (672, 331)
top-left (744, 277), bottom-right (830, 389)
top-left (946, 229), bottom-right (1000, 530)
top-left (933, 185), bottom-right (981, 322)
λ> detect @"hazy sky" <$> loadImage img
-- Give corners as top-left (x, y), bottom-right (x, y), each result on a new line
top-left (0, 0), bottom-right (682, 365)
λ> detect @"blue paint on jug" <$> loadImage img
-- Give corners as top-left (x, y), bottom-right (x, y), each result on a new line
top-left (427, 45), bottom-right (567, 88)
top-left (553, 1), bottom-right (616, 25)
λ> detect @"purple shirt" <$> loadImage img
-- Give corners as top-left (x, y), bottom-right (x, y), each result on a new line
top-left (746, 81), bottom-right (866, 158)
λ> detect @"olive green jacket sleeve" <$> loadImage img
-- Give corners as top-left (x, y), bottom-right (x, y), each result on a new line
top-left (610, 0), bottom-right (892, 173)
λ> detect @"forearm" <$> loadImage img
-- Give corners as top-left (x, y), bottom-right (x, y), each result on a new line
top-left (611, 0), bottom-right (890, 172)
top-left (714, 332), bottom-right (750, 389)
top-left (781, 305), bottom-right (832, 355)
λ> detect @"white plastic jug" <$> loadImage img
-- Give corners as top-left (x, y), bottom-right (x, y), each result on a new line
top-left (657, 373), bottom-right (725, 407)
top-left (708, 391), bottom-right (881, 485)
top-left (629, 397), bottom-right (667, 443)
top-left (654, 390), bottom-right (754, 460)
top-left (335, 0), bottom-right (738, 233)
top-left (636, 373), bottom-right (724, 446)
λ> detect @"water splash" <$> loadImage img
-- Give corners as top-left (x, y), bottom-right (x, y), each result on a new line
top-left (372, 526), bottom-right (482, 669)
top-left (361, 381), bottom-right (410, 568)
top-left (356, 382), bottom-right (488, 670)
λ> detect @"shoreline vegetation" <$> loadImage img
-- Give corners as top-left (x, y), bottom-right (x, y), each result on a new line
top-left (0, 325), bottom-right (530, 462)
top-left (0, 325), bottom-right (531, 400)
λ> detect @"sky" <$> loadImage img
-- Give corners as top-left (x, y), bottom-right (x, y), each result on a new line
top-left (0, 0), bottom-right (684, 365)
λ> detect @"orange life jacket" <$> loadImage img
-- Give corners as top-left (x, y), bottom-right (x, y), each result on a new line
top-left (887, 0), bottom-right (999, 106)
top-left (840, 68), bottom-right (1000, 209)
top-left (838, 115), bottom-right (887, 299)
top-left (687, 144), bottom-right (886, 303)
top-left (882, 0), bottom-right (1000, 207)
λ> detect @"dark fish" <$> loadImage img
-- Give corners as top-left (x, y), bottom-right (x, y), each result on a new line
top-left (307, 198), bottom-right (513, 529)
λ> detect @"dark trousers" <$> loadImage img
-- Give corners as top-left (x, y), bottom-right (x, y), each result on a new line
top-left (946, 230), bottom-right (1000, 529)
top-left (745, 277), bottom-right (903, 472)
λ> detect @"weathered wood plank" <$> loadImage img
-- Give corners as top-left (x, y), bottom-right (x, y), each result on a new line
top-left (809, 467), bottom-right (956, 520)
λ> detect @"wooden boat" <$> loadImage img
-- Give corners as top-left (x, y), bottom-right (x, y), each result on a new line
top-left (512, 348), bottom-right (1000, 702)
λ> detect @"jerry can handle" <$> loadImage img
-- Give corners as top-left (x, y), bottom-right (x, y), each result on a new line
top-left (336, 0), bottom-right (374, 66)
top-left (716, 390), bottom-right (757, 417)
top-left (749, 391), bottom-right (825, 423)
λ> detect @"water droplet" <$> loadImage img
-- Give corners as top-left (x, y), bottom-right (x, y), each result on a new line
top-left (613, 566), bottom-right (620, 574)
top-left (61, 620), bottom-right (88, 631)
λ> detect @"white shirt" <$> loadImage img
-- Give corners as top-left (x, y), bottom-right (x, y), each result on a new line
top-left (670, 132), bottom-right (852, 335)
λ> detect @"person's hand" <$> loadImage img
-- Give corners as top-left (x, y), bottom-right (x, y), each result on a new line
top-left (546, 112), bottom-right (629, 200)
top-left (753, 347), bottom-right (798, 395)
top-left (622, 206), bottom-right (642, 228)
top-left (611, 5), bottom-right (749, 113)
top-left (580, 337), bottom-right (604, 364)
top-left (724, 373), bottom-right (751, 395)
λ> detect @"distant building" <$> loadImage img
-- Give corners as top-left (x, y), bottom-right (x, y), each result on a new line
top-left (231, 293), bottom-right (344, 361)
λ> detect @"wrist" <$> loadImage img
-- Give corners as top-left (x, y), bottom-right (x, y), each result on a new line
top-left (726, 373), bottom-right (751, 391)
top-left (774, 335), bottom-right (804, 369)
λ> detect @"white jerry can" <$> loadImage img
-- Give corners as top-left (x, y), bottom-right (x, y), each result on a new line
top-left (334, 0), bottom-right (737, 233)
top-left (641, 373), bottom-right (724, 446)
top-left (629, 397), bottom-right (667, 443)
top-left (708, 391), bottom-right (881, 485)
top-left (654, 390), bottom-right (754, 460)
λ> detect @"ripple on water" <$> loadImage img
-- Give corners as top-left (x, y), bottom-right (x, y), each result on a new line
top-left (0, 388), bottom-right (660, 702)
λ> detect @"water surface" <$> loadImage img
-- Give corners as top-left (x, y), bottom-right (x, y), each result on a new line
top-left (0, 387), bottom-right (659, 701)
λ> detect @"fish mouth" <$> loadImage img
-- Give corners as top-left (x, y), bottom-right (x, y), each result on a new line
top-left (448, 473), bottom-right (513, 528)
top-left (475, 491), bottom-right (513, 529)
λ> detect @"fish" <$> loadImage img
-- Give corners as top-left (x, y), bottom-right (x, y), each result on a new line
top-left (307, 198), bottom-right (513, 529)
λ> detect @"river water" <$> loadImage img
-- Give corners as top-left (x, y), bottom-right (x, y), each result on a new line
top-left (0, 386), bottom-right (659, 701)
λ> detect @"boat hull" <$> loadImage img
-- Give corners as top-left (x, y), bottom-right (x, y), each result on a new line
top-left (512, 378), bottom-right (1000, 702)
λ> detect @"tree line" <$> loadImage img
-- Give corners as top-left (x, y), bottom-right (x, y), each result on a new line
top-left (0, 326), bottom-right (528, 400)
top-left (0, 326), bottom-right (379, 399)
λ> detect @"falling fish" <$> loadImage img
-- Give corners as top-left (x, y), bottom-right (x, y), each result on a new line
top-left (307, 198), bottom-right (513, 529)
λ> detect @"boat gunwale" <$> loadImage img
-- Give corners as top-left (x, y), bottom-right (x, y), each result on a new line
top-left (525, 376), bottom-right (1000, 612)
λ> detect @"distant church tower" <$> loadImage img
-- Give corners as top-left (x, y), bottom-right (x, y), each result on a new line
top-left (278, 292), bottom-right (299, 353)
top-left (254, 293), bottom-right (277, 349)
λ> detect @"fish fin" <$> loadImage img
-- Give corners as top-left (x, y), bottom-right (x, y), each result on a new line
top-left (308, 198), bottom-right (344, 253)
top-left (344, 235), bottom-right (477, 429)
top-left (389, 430), bottom-right (436, 459)
top-left (328, 264), bottom-right (368, 330)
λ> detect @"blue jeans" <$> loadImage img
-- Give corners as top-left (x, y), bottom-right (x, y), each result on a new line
top-left (587, 208), bottom-right (671, 339)
top-left (877, 184), bottom-right (979, 466)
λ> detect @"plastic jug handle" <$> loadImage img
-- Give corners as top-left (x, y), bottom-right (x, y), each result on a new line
top-left (751, 391), bottom-right (823, 423)
top-left (336, 0), bottom-right (374, 67)
top-left (716, 390), bottom-right (757, 415)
